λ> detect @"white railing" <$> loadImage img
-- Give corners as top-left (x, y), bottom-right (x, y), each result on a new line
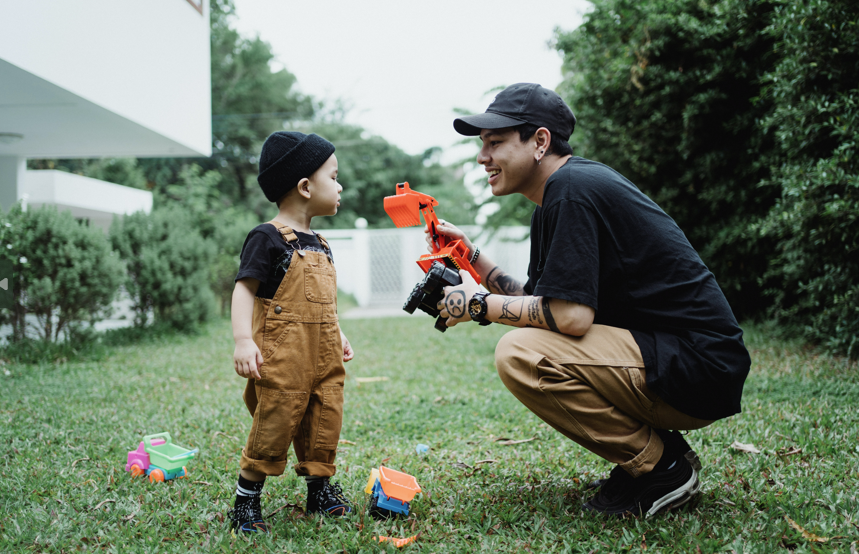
top-left (322, 226), bottom-right (531, 307)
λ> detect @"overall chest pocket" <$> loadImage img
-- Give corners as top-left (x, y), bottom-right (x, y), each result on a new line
top-left (304, 266), bottom-right (336, 303)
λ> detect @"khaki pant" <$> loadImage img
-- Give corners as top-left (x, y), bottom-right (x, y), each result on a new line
top-left (495, 325), bottom-right (712, 477)
top-left (239, 225), bottom-right (345, 477)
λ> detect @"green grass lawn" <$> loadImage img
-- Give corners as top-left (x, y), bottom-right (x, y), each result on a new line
top-left (1, 315), bottom-right (858, 553)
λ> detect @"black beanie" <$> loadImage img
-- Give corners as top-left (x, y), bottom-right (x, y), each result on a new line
top-left (257, 132), bottom-right (336, 203)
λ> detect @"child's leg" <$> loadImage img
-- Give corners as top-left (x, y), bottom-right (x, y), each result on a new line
top-left (229, 472), bottom-right (268, 533)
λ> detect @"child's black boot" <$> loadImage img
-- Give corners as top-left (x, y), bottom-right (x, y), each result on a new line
top-left (228, 475), bottom-right (269, 534)
top-left (306, 477), bottom-right (352, 516)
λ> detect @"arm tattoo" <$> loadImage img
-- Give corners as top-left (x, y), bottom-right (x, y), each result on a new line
top-left (542, 297), bottom-right (560, 333)
top-left (486, 266), bottom-right (525, 296)
top-left (499, 297), bottom-right (523, 322)
top-left (445, 290), bottom-right (466, 318)
top-left (527, 298), bottom-right (544, 326)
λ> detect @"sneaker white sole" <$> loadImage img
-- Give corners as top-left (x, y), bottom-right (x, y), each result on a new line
top-left (645, 468), bottom-right (700, 517)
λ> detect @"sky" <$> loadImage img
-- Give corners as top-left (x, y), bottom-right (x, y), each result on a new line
top-left (230, 0), bottom-right (592, 162)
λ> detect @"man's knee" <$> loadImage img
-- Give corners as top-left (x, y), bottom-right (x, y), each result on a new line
top-left (495, 328), bottom-right (538, 389)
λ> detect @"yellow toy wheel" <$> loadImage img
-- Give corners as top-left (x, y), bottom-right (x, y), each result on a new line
top-left (149, 469), bottom-right (165, 483)
top-left (130, 464), bottom-right (144, 478)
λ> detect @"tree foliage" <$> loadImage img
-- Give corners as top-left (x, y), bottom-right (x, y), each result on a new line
top-left (554, 0), bottom-right (780, 319)
top-left (756, 0), bottom-right (859, 356)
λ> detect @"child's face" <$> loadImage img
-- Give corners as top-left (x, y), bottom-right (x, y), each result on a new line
top-left (308, 154), bottom-right (342, 216)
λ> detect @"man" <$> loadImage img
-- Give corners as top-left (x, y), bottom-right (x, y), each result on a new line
top-left (433, 83), bottom-right (751, 516)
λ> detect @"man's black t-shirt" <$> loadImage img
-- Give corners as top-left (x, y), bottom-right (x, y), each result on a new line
top-left (524, 157), bottom-right (750, 420)
top-left (235, 224), bottom-right (332, 299)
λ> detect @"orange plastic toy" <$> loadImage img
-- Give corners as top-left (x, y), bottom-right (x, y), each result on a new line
top-left (374, 535), bottom-right (418, 548)
top-left (384, 182), bottom-right (480, 284)
top-left (365, 465), bottom-right (422, 518)
top-left (384, 182), bottom-right (483, 331)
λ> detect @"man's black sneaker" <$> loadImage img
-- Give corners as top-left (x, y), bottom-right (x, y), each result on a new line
top-left (306, 479), bottom-right (352, 517)
top-left (587, 429), bottom-right (703, 491)
top-left (655, 429), bottom-right (703, 472)
top-left (583, 452), bottom-right (700, 517)
top-left (228, 494), bottom-right (269, 534)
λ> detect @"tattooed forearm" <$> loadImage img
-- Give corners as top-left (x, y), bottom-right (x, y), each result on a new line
top-left (541, 297), bottom-right (560, 333)
top-left (499, 297), bottom-right (524, 322)
top-left (486, 266), bottom-right (525, 296)
top-left (527, 298), bottom-right (544, 326)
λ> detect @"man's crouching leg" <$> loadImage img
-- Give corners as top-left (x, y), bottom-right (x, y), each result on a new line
top-left (495, 326), bottom-right (712, 517)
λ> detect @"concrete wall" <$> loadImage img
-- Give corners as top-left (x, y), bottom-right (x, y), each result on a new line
top-left (24, 170), bottom-right (152, 232)
top-left (0, 0), bottom-right (211, 157)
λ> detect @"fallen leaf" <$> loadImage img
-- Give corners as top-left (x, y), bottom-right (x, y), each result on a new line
top-left (192, 481), bottom-right (212, 486)
top-left (213, 431), bottom-right (238, 441)
top-left (92, 499), bottom-right (115, 511)
top-left (785, 516), bottom-right (829, 543)
top-left (355, 376), bottom-right (389, 383)
top-left (71, 457), bottom-right (91, 468)
top-left (266, 502), bottom-right (304, 518)
top-left (496, 437), bottom-right (536, 446)
top-left (777, 447), bottom-right (803, 457)
top-left (451, 462), bottom-right (472, 470)
top-left (730, 441), bottom-right (761, 454)
top-left (474, 459), bottom-right (496, 465)
top-left (338, 439), bottom-right (356, 445)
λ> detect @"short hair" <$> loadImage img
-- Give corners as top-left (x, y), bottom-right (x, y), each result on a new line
top-left (513, 123), bottom-right (573, 157)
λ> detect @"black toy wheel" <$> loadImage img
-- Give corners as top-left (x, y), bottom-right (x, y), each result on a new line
top-left (368, 495), bottom-right (396, 520)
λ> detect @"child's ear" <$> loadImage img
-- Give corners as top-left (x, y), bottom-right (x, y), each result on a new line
top-left (296, 178), bottom-right (311, 199)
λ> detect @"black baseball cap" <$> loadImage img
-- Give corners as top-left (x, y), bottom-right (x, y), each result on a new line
top-left (453, 83), bottom-right (576, 141)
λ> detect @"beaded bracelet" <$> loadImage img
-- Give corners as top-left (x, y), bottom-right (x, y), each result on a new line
top-left (469, 246), bottom-right (481, 265)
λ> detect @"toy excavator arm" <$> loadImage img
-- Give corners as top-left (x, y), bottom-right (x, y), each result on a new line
top-left (383, 182), bottom-right (448, 252)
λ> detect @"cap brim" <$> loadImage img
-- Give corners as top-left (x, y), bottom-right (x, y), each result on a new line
top-left (453, 111), bottom-right (528, 136)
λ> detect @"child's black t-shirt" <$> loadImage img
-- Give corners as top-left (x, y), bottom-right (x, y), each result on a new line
top-left (235, 223), bottom-right (333, 299)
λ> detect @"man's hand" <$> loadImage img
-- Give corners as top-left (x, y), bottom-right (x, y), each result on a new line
top-left (234, 338), bottom-right (263, 380)
top-left (425, 219), bottom-right (474, 253)
top-left (437, 269), bottom-right (482, 328)
top-left (341, 330), bottom-right (354, 362)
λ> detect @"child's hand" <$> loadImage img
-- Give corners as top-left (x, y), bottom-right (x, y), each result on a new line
top-left (341, 331), bottom-right (354, 362)
top-left (234, 338), bottom-right (263, 379)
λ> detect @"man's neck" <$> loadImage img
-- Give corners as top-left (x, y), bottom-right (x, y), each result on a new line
top-left (523, 154), bottom-right (572, 206)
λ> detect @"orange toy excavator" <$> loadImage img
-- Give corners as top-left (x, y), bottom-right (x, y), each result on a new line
top-left (383, 182), bottom-right (481, 332)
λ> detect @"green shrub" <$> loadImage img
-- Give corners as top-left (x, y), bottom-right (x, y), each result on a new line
top-left (209, 209), bottom-right (261, 315)
top-left (0, 205), bottom-right (123, 342)
top-left (110, 207), bottom-right (216, 329)
top-left (756, 0), bottom-right (859, 357)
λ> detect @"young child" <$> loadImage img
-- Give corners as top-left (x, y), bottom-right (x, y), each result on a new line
top-left (229, 131), bottom-right (354, 534)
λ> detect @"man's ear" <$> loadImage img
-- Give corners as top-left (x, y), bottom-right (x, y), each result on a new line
top-left (534, 128), bottom-right (551, 154)
top-left (296, 177), bottom-right (311, 199)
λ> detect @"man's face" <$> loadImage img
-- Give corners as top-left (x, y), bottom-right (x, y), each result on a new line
top-left (477, 128), bottom-right (536, 197)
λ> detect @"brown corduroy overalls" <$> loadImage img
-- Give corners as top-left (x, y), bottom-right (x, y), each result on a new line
top-left (239, 222), bottom-right (345, 477)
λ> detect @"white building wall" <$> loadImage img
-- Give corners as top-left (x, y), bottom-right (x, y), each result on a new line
top-left (0, 0), bottom-right (211, 157)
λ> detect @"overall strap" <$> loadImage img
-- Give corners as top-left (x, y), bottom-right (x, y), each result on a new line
top-left (315, 232), bottom-right (330, 251)
top-left (267, 221), bottom-right (299, 244)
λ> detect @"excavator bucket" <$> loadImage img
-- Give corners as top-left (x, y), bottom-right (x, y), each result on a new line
top-left (383, 182), bottom-right (437, 228)
top-left (383, 192), bottom-right (422, 228)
